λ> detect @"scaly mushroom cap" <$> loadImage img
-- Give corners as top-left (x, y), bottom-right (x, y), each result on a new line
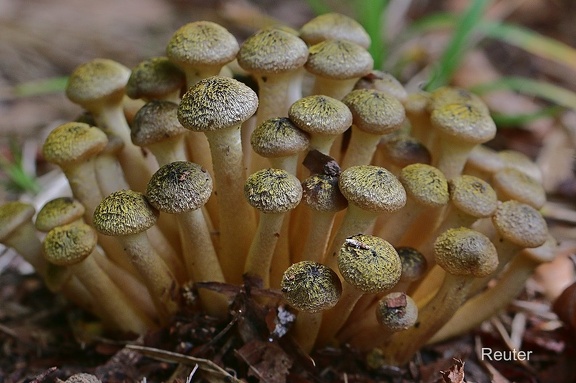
top-left (434, 227), bottom-right (498, 277)
top-left (305, 39), bottom-right (373, 80)
top-left (492, 200), bottom-right (548, 249)
top-left (338, 165), bottom-right (406, 213)
top-left (398, 164), bottom-right (449, 207)
top-left (301, 173), bottom-right (348, 212)
top-left (251, 117), bottom-right (310, 158)
top-left (43, 222), bottom-right (97, 266)
top-left (376, 292), bottom-right (418, 330)
top-left (131, 100), bottom-right (188, 147)
top-left (448, 175), bottom-right (498, 218)
top-left (42, 122), bottom-right (108, 167)
top-left (93, 189), bottom-right (159, 236)
top-left (338, 234), bottom-right (402, 293)
top-left (378, 134), bottom-right (432, 168)
top-left (428, 86), bottom-right (489, 114)
top-left (237, 28), bottom-right (309, 74)
top-left (146, 161), bottom-right (212, 214)
top-left (178, 76), bottom-right (258, 132)
top-left (66, 58), bottom-right (130, 108)
top-left (342, 89), bottom-right (406, 135)
top-left (354, 70), bottom-right (408, 101)
top-left (396, 247), bottom-right (427, 283)
top-left (126, 56), bottom-right (185, 100)
top-left (492, 167), bottom-right (546, 209)
top-left (281, 261), bottom-right (342, 312)
top-left (64, 373), bottom-right (102, 383)
top-left (0, 201), bottom-right (35, 242)
top-left (288, 95), bottom-right (352, 136)
top-left (35, 197), bottom-right (85, 232)
top-left (430, 103), bottom-right (496, 145)
top-left (244, 168), bottom-right (302, 214)
top-left (166, 21), bottom-right (239, 69)
top-left (299, 13), bottom-right (371, 48)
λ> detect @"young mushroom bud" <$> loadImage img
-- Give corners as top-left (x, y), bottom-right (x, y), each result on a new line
top-left (178, 76), bottom-right (258, 284)
top-left (299, 13), bottom-right (371, 48)
top-left (93, 189), bottom-right (179, 323)
top-left (354, 70), bottom-right (408, 102)
top-left (373, 133), bottom-right (431, 175)
top-left (281, 261), bottom-right (342, 352)
top-left (317, 234), bottom-right (402, 345)
top-left (126, 56), bottom-right (186, 103)
top-left (243, 168), bottom-right (302, 288)
top-left (341, 89), bottom-right (406, 168)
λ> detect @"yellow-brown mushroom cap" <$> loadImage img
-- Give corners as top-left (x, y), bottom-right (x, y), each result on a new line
top-left (131, 100), bottom-right (188, 147)
top-left (93, 190), bottom-right (159, 236)
top-left (281, 261), bottom-right (342, 313)
top-left (288, 95), bottom-right (352, 136)
top-left (178, 76), bottom-right (258, 132)
top-left (338, 234), bottom-right (402, 293)
top-left (251, 117), bottom-right (310, 158)
top-left (428, 86), bottom-right (489, 114)
top-left (42, 122), bottom-right (108, 167)
top-left (448, 175), bottom-right (498, 218)
top-left (126, 56), bottom-right (185, 100)
top-left (354, 70), bottom-right (408, 101)
top-left (491, 200), bottom-right (548, 249)
top-left (491, 167), bottom-right (546, 209)
top-left (376, 292), bottom-right (418, 330)
top-left (299, 13), bottom-right (371, 48)
top-left (398, 164), bottom-right (449, 207)
top-left (338, 165), bottom-right (406, 213)
top-left (342, 89), bottom-right (406, 135)
top-left (301, 173), bottom-right (348, 212)
top-left (43, 222), bottom-right (97, 266)
top-left (0, 201), bottom-right (35, 242)
top-left (244, 168), bottom-right (302, 214)
top-left (434, 227), bottom-right (498, 277)
top-left (305, 39), bottom-right (373, 80)
top-left (35, 197), bottom-right (85, 232)
top-left (430, 103), bottom-right (496, 144)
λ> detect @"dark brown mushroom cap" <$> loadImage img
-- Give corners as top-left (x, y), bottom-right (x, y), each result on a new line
top-left (396, 247), bottom-right (427, 283)
top-left (434, 227), bottom-right (498, 277)
top-left (448, 175), bottom-right (498, 218)
top-left (305, 39), bottom-right (373, 80)
top-left (35, 197), bottom-right (85, 232)
top-left (299, 13), bottom-right (371, 48)
top-left (430, 102), bottom-right (496, 144)
top-left (131, 100), bottom-right (187, 146)
top-left (492, 167), bottom-right (546, 209)
top-left (338, 165), bottom-right (406, 213)
top-left (178, 76), bottom-right (258, 132)
top-left (93, 189), bottom-right (159, 236)
top-left (281, 261), bottom-right (342, 313)
top-left (301, 173), bottom-right (348, 212)
top-left (42, 122), bottom-right (108, 167)
top-left (146, 161), bottom-right (212, 214)
top-left (492, 200), bottom-right (548, 249)
top-left (342, 89), bottom-right (406, 135)
top-left (398, 164), bottom-right (449, 207)
top-left (288, 95), bottom-right (352, 136)
top-left (244, 168), bottom-right (302, 214)
top-left (376, 292), bottom-right (418, 330)
top-left (378, 133), bottom-right (432, 168)
top-left (126, 57), bottom-right (185, 100)
top-left (0, 201), bottom-right (35, 242)
top-left (354, 70), bottom-right (407, 101)
top-left (237, 28), bottom-right (309, 74)
top-left (166, 21), bottom-right (239, 68)
top-left (66, 59), bottom-right (130, 107)
top-left (43, 222), bottom-right (97, 266)
top-left (338, 234), bottom-right (402, 293)
top-left (250, 117), bottom-right (310, 158)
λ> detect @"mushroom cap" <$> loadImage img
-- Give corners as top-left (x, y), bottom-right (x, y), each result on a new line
top-left (43, 222), bottom-right (97, 266)
top-left (244, 168), bottom-right (302, 214)
top-left (492, 200), bottom-right (548, 249)
top-left (492, 167), bottom-right (546, 209)
top-left (237, 28), bottom-right (309, 74)
top-left (66, 58), bottom-right (130, 108)
top-left (64, 373), bottom-right (102, 383)
top-left (338, 165), bottom-right (406, 213)
top-left (301, 173), bottom-right (348, 212)
top-left (131, 100), bottom-right (188, 147)
top-left (338, 234), bottom-right (402, 293)
top-left (0, 201), bottom-right (35, 242)
top-left (430, 102), bottom-right (496, 144)
top-left (35, 197), bottom-right (85, 232)
top-left (354, 70), bottom-right (407, 101)
top-left (288, 95), bottom-right (352, 136)
top-left (166, 21), bottom-right (239, 69)
top-left (396, 247), bottom-right (427, 283)
top-left (520, 234), bottom-right (558, 264)
top-left (448, 175), bottom-right (498, 218)
top-left (146, 161), bottom-right (212, 214)
top-left (398, 164), bottom-right (449, 208)
top-left (178, 76), bottom-right (258, 132)
top-left (299, 13), bottom-right (371, 48)
top-left (250, 117), bottom-right (310, 158)
top-left (126, 56), bottom-right (185, 100)
top-left (305, 39), bottom-right (373, 80)
top-left (377, 134), bottom-right (432, 168)
top-left (42, 122), bottom-right (108, 167)
top-left (376, 292), bottom-right (418, 330)
top-left (434, 227), bottom-right (498, 277)
top-left (428, 86), bottom-right (489, 114)
top-left (498, 149), bottom-right (543, 182)
top-left (464, 144), bottom-right (503, 176)
top-left (281, 261), bottom-right (342, 313)
top-left (403, 91), bottom-right (431, 117)
top-left (342, 89), bottom-right (406, 135)
top-left (93, 189), bottom-right (159, 236)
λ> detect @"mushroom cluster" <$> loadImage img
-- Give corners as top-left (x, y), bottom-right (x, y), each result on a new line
top-left (0, 13), bottom-right (556, 367)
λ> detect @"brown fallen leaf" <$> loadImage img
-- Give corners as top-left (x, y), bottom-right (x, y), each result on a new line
top-left (236, 339), bottom-right (293, 383)
top-left (439, 358), bottom-right (465, 383)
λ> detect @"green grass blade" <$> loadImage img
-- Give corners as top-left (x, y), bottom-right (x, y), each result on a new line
top-left (490, 106), bottom-right (562, 127)
top-left (356, 0), bottom-right (388, 69)
top-left (303, 0), bottom-right (332, 15)
top-left (13, 76), bottom-right (68, 98)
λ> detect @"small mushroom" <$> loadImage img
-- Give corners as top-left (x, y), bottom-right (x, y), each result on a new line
top-left (299, 13), bottom-right (371, 48)
top-left (126, 56), bottom-right (185, 103)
